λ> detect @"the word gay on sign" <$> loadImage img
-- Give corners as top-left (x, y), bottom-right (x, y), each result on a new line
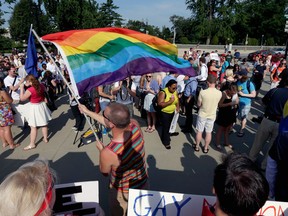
top-left (128, 189), bottom-right (288, 216)
top-left (53, 181), bottom-right (103, 216)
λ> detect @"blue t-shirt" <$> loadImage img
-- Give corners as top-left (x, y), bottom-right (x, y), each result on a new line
top-left (237, 80), bottom-right (255, 106)
top-left (221, 61), bottom-right (230, 74)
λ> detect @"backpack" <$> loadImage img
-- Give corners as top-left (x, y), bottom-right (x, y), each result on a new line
top-left (152, 90), bottom-right (166, 112)
top-left (246, 80), bottom-right (255, 98)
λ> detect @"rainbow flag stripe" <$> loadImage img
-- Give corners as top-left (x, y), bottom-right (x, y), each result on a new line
top-left (41, 27), bottom-right (195, 96)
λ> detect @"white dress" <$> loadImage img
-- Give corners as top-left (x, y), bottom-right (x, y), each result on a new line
top-left (26, 102), bottom-right (52, 127)
top-left (24, 86), bottom-right (52, 127)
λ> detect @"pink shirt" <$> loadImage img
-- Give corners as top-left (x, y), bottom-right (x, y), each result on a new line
top-left (27, 84), bottom-right (45, 103)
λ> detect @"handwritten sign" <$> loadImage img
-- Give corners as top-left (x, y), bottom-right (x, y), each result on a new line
top-left (53, 181), bottom-right (103, 216)
top-left (128, 189), bottom-right (288, 216)
top-left (209, 53), bottom-right (220, 62)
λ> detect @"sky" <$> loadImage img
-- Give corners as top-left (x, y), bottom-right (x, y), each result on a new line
top-left (101, 0), bottom-right (191, 28)
top-left (2, 0), bottom-right (191, 29)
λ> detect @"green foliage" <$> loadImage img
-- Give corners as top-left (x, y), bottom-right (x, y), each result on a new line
top-left (211, 35), bottom-right (219, 45)
top-left (266, 38), bottom-right (275, 46)
top-left (184, 0), bottom-right (287, 45)
top-left (179, 37), bottom-right (190, 44)
top-left (9, 0), bottom-right (52, 41)
top-left (0, 36), bottom-right (12, 51)
top-left (98, 0), bottom-right (123, 27)
top-left (248, 38), bottom-right (259, 46)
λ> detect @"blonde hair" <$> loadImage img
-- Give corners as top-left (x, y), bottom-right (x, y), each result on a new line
top-left (225, 69), bottom-right (234, 78)
top-left (0, 159), bottom-right (56, 216)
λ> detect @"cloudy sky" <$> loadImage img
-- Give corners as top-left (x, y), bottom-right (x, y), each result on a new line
top-left (2, 0), bottom-right (191, 28)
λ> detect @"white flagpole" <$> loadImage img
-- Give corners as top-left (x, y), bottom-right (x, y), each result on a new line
top-left (31, 29), bottom-right (103, 148)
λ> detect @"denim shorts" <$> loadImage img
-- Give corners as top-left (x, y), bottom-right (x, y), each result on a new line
top-left (239, 104), bottom-right (251, 120)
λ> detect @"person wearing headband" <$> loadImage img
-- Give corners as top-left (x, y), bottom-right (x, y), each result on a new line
top-left (0, 159), bottom-right (56, 216)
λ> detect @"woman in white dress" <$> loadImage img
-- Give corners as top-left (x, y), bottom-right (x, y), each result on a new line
top-left (142, 73), bottom-right (159, 133)
top-left (20, 75), bottom-right (52, 150)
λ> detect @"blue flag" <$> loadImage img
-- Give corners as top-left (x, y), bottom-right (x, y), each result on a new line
top-left (25, 30), bottom-right (38, 77)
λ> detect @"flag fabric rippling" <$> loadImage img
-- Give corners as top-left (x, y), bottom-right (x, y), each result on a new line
top-left (41, 27), bottom-right (195, 96)
top-left (25, 30), bottom-right (38, 77)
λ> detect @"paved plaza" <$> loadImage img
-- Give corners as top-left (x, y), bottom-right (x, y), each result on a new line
top-left (0, 51), bottom-right (268, 213)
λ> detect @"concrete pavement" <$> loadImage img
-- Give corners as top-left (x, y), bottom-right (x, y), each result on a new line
top-left (0, 72), bottom-right (269, 214)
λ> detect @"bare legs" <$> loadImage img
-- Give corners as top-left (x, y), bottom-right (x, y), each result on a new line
top-left (195, 131), bottom-right (212, 152)
top-left (0, 126), bottom-right (19, 149)
top-left (24, 125), bottom-right (48, 150)
top-left (216, 124), bottom-right (233, 149)
top-left (145, 112), bottom-right (156, 132)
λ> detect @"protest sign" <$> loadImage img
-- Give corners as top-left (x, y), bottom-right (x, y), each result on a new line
top-left (53, 181), bottom-right (103, 216)
top-left (128, 189), bottom-right (288, 216)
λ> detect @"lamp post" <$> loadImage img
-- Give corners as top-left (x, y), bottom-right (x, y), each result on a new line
top-left (261, 35), bottom-right (264, 50)
top-left (173, 27), bottom-right (176, 44)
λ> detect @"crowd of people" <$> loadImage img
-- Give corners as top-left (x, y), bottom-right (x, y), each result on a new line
top-left (0, 45), bottom-right (288, 215)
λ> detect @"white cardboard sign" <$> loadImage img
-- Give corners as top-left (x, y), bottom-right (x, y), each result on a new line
top-left (128, 189), bottom-right (288, 216)
top-left (53, 181), bottom-right (103, 216)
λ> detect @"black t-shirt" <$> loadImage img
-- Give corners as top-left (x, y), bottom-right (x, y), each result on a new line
top-left (262, 88), bottom-right (288, 118)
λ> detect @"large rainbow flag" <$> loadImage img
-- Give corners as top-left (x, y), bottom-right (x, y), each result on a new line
top-left (41, 27), bottom-right (195, 96)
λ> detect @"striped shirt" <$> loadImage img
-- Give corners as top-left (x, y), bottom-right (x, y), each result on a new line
top-left (107, 122), bottom-right (148, 193)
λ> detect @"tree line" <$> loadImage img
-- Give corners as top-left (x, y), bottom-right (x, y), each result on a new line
top-left (0, 0), bottom-right (287, 51)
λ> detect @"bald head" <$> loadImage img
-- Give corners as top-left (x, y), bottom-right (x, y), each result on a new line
top-left (107, 103), bottom-right (130, 129)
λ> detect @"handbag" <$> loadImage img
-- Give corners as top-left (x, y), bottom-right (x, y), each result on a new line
top-left (136, 86), bottom-right (143, 98)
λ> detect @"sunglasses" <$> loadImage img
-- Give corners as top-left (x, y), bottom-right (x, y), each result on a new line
top-left (146, 76), bottom-right (152, 78)
top-left (103, 111), bottom-right (111, 122)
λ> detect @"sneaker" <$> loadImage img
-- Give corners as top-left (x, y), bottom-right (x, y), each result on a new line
top-left (72, 126), bottom-right (77, 130)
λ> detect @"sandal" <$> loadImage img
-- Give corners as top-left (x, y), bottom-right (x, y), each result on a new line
top-left (203, 148), bottom-right (209, 154)
top-left (9, 144), bottom-right (20, 150)
top-left (224, 144), bottom-right (234, 150)
top-left (192, 144), bottom-right (200, 152)
top-left (215, 144), bottom-right (222, 150)
top-left (148, 128), bottom-right (156, 133)
top-left (23, 145), bottom-right (36, 151)
top-left (43, 138), bottom-right (49, 143)
top-left (165, 145), bottom-right (171, 150)
top-left (2, 143), bottom-right (8, 148)
top-left (144, 127), bottom-right (151, 132)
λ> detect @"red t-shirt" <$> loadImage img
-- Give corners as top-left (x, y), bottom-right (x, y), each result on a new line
top-left (27, 84), bottom-right (45, 103)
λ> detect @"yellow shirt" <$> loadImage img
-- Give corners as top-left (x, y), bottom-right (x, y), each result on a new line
top-left (161, 87), bottom-right (178, 114)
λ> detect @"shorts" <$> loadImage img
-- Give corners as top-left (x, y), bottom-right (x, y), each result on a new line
top-left (196, 116), bottom-right (215, 133)
top-left (238, 104), bottom-right (251, 120)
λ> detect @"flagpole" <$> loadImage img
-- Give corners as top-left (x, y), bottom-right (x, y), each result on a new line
top-left (31, 29), bottom-right (103, 149)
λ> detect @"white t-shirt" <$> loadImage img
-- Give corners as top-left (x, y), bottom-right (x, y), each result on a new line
top-left (4, 75), bottom-right (21, 100)
top-left (176, 75), bottom-right (186, 93)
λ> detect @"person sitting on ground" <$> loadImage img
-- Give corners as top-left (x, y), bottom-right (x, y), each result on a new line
top-left (0, 159), bottom-right (57, 216)
top-left (213, 153), bottom-right (269, 216)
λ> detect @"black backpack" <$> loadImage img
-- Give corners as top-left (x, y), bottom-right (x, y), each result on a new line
top-left (152, 90), bottom-right (166, 112)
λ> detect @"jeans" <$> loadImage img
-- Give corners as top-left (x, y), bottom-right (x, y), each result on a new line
top-left (265, 156), bottom-right (278, 199)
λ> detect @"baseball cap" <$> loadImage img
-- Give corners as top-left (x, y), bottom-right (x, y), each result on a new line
top-left (238, 70), bottom-right (248, 76)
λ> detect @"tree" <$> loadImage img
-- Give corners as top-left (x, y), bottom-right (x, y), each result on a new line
top-left (98, 0), bottom-right (123, 27)
top-left (9, 0), bottom-right (51, 41)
